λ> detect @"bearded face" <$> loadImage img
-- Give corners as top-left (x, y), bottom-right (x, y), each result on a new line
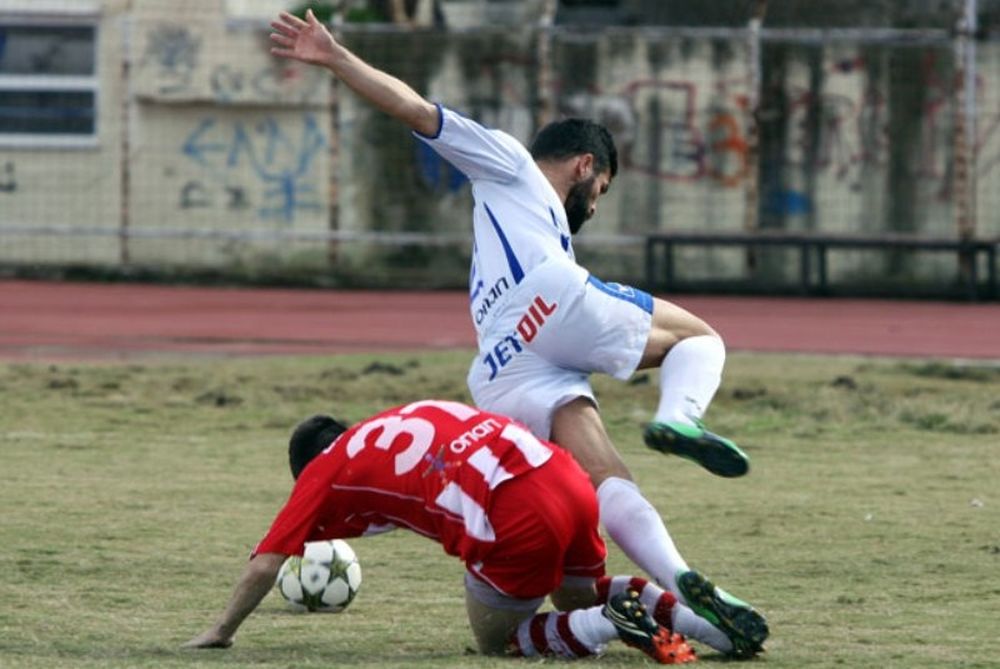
top-left (564, 174), bottom-right (597, 235)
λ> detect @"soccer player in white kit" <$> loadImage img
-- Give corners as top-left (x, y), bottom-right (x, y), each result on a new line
top-left (269, 9), bottom-right (767, 657)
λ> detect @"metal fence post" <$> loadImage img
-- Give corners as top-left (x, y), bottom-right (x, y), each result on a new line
top-left (119, 3), bottom-right (135, 267)
top-left (535, 0), bottom-right (558, 130)
top-left (954, 0), bottom-right (978, 241)
top-left (953, 0), bottom-right (979, 292)
top-left (742, 1), bottom-right (767, 272)
top-left (327, 1), bottom-right (347, 266)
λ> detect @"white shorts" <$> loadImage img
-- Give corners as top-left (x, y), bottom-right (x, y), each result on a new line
top-left (468, 257), bottom-right (654, 439)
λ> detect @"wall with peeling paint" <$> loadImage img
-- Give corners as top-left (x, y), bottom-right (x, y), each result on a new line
top-left (341, 27), bottom-right (1000, 285)
top-left (1, 1), bottom-right (997, 292)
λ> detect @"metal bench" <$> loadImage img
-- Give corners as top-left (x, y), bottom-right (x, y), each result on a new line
top-left (643, 231), bottom-right (998, 300)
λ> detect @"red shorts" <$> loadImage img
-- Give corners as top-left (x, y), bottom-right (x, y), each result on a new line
top-left (469, 447), bottom-right (606, 599)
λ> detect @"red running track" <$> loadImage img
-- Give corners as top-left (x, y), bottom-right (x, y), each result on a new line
top-left (1, 279), bottom-right (998, 361)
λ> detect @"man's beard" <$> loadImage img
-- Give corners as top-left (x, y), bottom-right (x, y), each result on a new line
top-left (564, 175), bottom-right (596, 235)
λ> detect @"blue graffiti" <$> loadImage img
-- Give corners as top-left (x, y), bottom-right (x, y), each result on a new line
top-left (764, 189), bottom-right (813, 216)
top-left (144, 25), bottom-right (200, 95)
top-left (415, 140), bottom-right (467, 194)
top-left (182, 114), bottom-right (326, 222)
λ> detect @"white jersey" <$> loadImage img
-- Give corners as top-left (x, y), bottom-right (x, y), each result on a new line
top-left (416, 106), bottom-right (579, 342)
top-left (417, 105), bottom-right (654, 439)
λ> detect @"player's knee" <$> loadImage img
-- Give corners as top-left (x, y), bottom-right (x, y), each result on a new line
top-left (649, 321), bottom-right (719, 346)
top-left (650, 297), bottom-right (718, 340)
top-left (585, 459), bottom-right (633, 488)
top-left (642, 325), bottom-right (724, 369)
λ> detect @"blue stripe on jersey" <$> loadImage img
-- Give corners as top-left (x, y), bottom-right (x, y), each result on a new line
top-left (470, 278), bottom-right (484, 302)
top-left (586, 276), bottom-right (654, 315)
top-left (483, 202), bottom-right (525, 285)
top-left (469, 243), bottom-right (483, 301)
top-left (549, 207), bottom-right (571, 252)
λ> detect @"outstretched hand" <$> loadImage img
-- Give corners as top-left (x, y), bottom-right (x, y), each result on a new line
top-left (270, 9), bottom-right (338, 67)
top-left (269, 6), bottom-right (440, 136)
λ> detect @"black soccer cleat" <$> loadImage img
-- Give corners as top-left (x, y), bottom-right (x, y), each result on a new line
top-left (603, 589), bottom-right (696, 664)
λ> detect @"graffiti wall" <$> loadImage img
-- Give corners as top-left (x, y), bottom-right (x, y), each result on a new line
top-left (335, 30), bottom-right (536, 240)
top-left (339, 28), bottom-right (1000, 284)
top-left (132, 20), bottom-right (329, 106)
top-left (128, 106), bottom-right (330, 263)
top-left (127, 15), bottom-right (331, 265)
top-left (3, 3), bottom-right (998, 287)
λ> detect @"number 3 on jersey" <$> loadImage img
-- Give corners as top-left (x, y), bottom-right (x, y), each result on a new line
top-left (343, 400), bottom-right (480, 475)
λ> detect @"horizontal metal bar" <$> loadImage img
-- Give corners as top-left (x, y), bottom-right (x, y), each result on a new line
top-left (0, 224), bottom-right (642, 247)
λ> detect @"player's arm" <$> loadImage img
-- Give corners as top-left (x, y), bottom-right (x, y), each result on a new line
top-left (183, 552), bottom-right (286, 649)
top-left (270, 9), bottom-right (439, 137)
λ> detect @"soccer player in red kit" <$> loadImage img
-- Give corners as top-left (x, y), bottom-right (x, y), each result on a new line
top-left (184, 400), bottom-right (739, 661)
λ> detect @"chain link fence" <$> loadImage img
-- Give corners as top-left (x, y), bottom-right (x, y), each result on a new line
top-left (1, 1), bottom-right (998, 296)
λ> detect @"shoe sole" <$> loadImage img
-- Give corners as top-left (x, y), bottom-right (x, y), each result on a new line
top-left (603, 592), bottom-right (669, 661)
top-left (604, 593), bottom-right (659, 642)
top-left (644, 423), bottom-right (750, 478)
top-left (677, 571), bottom-right (768, 658)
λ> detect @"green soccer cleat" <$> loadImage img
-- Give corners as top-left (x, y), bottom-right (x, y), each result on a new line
top-left (643, 420), bottom-right (750, 478)
top-left (676, 570), bottom-right (768, 659)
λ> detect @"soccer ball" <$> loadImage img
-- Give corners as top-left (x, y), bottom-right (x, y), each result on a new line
top-left (275, 539), bottom-right (362, 613)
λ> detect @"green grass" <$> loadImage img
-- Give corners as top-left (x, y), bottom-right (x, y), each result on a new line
top-left (1, 351), bottom-right (999, 668)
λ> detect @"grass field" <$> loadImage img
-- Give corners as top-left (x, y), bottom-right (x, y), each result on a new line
top-left (1, 350), bottom-right (999, 668)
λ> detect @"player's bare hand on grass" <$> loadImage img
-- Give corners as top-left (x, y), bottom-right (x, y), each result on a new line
top-left (182, 629), bottom-right (233, 649)
top-left (270, 9), bottom-right (338, 67)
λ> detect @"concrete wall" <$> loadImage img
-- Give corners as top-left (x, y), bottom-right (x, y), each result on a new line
top-left (1, 2), bottom-right (998, 290)
top-left (340, 27), bottom-right (1000, 285)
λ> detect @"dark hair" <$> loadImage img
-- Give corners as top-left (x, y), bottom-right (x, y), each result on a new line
top-left (529, 118), bottom-right (618, 178)
top-left (288, 414), bottom-right (349, 479)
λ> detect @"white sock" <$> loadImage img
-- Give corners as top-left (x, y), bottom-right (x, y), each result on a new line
top-left (673, 604), bottom-right (734, 653)
top-left (567, 607), bottom-right (617, 653)
top-left (596, 477), bottom-right (689, 596)
top-left (654, 335), bottom-right (726, 426)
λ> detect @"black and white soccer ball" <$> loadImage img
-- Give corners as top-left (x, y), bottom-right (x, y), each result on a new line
top-left (275, 539), bottom-right (362, 613)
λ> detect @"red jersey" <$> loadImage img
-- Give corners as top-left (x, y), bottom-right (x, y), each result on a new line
top-left (254, 400), bottom-right (556, 564)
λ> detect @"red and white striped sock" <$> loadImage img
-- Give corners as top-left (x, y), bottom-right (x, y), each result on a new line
top-left (595, 575), bottom-right (677, 630)
top-left (508, 609), bottom-right (615, 659)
